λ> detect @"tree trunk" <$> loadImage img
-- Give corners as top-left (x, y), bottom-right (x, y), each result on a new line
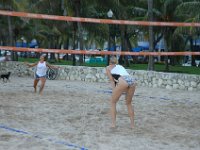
top-left (119, 25), bottom-right (126, 64)
top-left (64, 37), bottom-right (69, 61)
top-left (164, 34), bottom-right (169, 71)
top-left (147, 0), bottom-right (154, 70)
top-left (189, 36), bottom-right (196, 66)
top-left (74, 0), bottom-right (84, 64)
top-left (124, 27), bottom-right (130, 67)
top-left (107, 25), bottom-right (112, 65)
top-left (7, 16), bottom-right (17, 61)
top-left (72, 24), bottom-right (77, 66)
top-left (50, 37), bottom-right (56, 63)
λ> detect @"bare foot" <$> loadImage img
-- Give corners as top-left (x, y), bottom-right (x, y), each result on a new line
top-left (130, 122), bottom-right (134, 129)
top-left (130, 125), bottom-right (134, 129)
top-left (110, 123), bottom-right (116, 128)
top-left (39, 91), bottom-right (43, 95)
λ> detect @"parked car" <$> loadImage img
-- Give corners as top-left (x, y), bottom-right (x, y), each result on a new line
top-left (182, 59), bottom-right (200, 67)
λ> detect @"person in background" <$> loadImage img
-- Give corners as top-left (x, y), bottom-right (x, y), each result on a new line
top-left (106, 56), bottom-right (137, 128)
top-left (0, 51), bottom-right (12, 62)
top-left (25, 54), bottom-right (59, 95)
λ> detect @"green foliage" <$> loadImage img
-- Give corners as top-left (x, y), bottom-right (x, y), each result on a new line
top-left (128, 63), bottom-right (200, 75)
top-left (18, 57), bottom-right (73, 65)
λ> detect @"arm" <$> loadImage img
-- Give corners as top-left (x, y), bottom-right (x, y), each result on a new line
top-left (106, 66), bottom-right (115, 89)
top-left (46, 62), bottom-right (59, 69)
top-left (25, 62), bottom-right (38, 68)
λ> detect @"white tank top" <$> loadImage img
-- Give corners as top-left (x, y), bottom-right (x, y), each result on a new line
top-left (111, 65), bottom-right (129, 76)
top-left (36, 61), bottom-right (47, 76)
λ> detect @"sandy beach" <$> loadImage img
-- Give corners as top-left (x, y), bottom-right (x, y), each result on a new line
top-left (0, 76), bottom-right (200, 150)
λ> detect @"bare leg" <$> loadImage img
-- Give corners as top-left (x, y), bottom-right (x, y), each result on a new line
top-left (39, 77), bottom-right (46, 95)
top-left (33, 79), bottom-right (39, 93)
top-left (125, 85), bottom-right (136, 128)
top-left (110, 78), bottom-right (128, 128)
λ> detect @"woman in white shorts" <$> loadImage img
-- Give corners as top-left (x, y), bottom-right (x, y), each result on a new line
top-left (106, 56), bottom-right (137, 128)
top-left (26, 54), bottom-right (59, 95)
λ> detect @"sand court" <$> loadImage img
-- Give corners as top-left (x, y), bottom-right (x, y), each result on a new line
top-left (0, 77), bottom-right (200, 150)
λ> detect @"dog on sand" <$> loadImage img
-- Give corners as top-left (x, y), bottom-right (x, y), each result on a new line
top-left (0, 72), bottom-right (11, 82)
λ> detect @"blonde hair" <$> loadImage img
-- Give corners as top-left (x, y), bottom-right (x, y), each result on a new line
top-left (109, 56), bottom-right (118, 64)
top-left (40, 53), bottom-right (46, 58)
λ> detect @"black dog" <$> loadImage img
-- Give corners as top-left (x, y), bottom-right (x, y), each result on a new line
top-left (0, 72), bottom-right (11, 82)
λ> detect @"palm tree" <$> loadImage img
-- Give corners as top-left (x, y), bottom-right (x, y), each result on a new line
top-left (174, 1), bottom-right (200, 66)
top-left (93, 0), bottom-right (138, 66)
top-left (147, 0), bottom-right (183, 71)
top-left (60, 0), bottom-right (96, 65)
top-left (23, 0), bottom-right (70, 61)
top-left (0, 0), bottom-right (19, 60)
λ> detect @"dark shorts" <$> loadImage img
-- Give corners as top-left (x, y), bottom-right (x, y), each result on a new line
top-left (121, 75), bottom-right (136, 87)
top-left (35, 73), bottom-right (46, 79)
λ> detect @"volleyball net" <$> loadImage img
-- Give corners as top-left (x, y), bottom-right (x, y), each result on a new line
top-left (0, 10), bottom-right (200, 57)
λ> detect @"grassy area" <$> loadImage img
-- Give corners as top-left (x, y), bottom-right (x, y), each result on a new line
top-left (18, 57), bottom-right (39, 63)
top-left (128, 63), bottom-right (200, 75)
top-left (18, 57), bottom-right (73, 65)
top-left (17, 57), bottom-right (200, 75)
